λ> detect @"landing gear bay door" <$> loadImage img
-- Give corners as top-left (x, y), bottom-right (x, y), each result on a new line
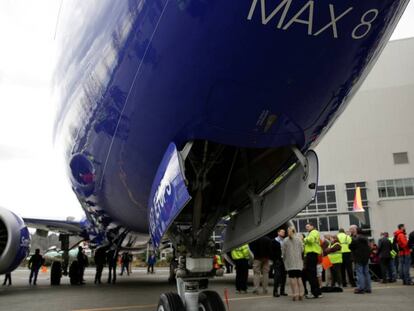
top-left (148, 143), bottom-right (191, 248)
top-left (223, 150), bottom-right (319, 252)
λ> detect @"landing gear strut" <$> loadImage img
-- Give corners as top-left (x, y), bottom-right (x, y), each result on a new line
top-left (156, 143), bottom-right (227, 310)
top-left (157, 235), bottom-right (226, 310)
top-left (165, 257), bottom-right (226, 311)
top-left (59, 234), bottom-right (70, 275)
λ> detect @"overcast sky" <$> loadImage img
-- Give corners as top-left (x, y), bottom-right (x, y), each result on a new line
top-left (0, 1), bottom-right (414, 221)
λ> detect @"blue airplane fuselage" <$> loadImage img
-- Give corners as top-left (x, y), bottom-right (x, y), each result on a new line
top-left (54, 0), bottom-right (409, 234)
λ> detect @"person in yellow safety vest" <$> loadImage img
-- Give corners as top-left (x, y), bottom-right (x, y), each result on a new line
top-left (321, 234), bottom-right (332, 287)
top-left (214, 255), bottom-right (223, 269)
top-left (326, 235), bottom-right (343, 288)
top-left (231, 244), bottom-right (251, 294)
top-left (337, 228), bottom-right (356, 287)
top-left (304, 223), bottom-right (322, 298)
top-left (388, 236), bottom-right (397, 282)
top-left (213, 254), bottom-right (225, 277)
top-left (389, 237), bottom-right (397, 259)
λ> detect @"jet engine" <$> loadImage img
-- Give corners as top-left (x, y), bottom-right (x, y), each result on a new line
top-left (0, 206), bottom-right (30, 274)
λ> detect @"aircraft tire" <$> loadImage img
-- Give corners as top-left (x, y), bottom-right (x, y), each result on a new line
top-left (198, 290), bottom-right (226, 311)
top-left (50, 261), bottom-right (62, 285)
top-left (157, 292), bottom-right (185, 311)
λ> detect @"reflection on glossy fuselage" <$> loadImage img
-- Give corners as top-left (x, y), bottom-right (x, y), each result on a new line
top-left (53, 0), bottom-right (409, 233)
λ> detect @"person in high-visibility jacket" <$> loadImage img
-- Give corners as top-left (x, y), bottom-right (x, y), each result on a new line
top-left (214, 254), bottom-right (223, 269)
top-left (338, 228), bottom-right (356, 287)
top-left (213, 254), bottom-right (224, 277)
top-left (304, 223), bottom-right (322, 298)
top-left (388, 236), bottom-right (397, 282)
top-left (231, 244), bottom-right (251, 293)
top-left (326, 235), bottom-right (343, 288)
top-left (321, 234), bottom-right (332, 287)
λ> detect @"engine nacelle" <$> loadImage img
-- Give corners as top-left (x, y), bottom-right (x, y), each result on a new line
top-left (0, 206), bottom-right (30, 274)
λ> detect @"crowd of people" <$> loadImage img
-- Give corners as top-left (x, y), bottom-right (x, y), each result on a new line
top-left (1, 246), bottom-right (140, 286)
top-left (72, 247), bottom-right (137, 285)
top-left (225, 223), bottom-right (414, 300)
top-left (3, 224), bottom-right (413, 297)
top-left (91, 248), bottom-right (134, 284)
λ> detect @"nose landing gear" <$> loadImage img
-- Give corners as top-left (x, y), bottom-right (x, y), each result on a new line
top-left (157, 257), bottom-right (226, 311)
top-left (157, 289), bottom-right (226, 311)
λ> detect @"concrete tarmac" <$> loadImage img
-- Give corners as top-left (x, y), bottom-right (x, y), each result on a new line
top-left (1, 268), bottom-right (413, 311)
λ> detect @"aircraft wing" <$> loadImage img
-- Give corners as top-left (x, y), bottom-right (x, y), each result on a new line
top-left (22, 217), bottom-right (83, 235)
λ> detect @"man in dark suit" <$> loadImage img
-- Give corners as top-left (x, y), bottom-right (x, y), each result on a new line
top-left (271, 229), bottom-right (287, 297)
top-left (378, 232), bottom-right (393, 283)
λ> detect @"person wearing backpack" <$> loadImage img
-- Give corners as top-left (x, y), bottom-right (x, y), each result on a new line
top-left (250, 236), bottom-right (272, 295)
top-left (394, 224), bottom-right (413, 285)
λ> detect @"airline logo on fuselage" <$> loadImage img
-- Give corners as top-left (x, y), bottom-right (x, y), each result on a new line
top-left (151, 179), bottom-right (173, 226)
top-left (247, 0), bottom-right (379, 40)
top-left (20, 228), bottom-right (30, 249)
top-left (20, 236), bottom-right (30, 248)
top-left (148, 143), bottom-right (192, 247)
